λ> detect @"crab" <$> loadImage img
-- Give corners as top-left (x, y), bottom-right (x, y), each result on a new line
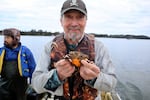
top-left (64, 51), bottom-right (89, 67)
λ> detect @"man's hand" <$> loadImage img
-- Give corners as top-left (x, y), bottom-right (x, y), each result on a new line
top-left (80, 60), bottom-right (100, 80)
top-left (54, 59), bottom-right (75, 81)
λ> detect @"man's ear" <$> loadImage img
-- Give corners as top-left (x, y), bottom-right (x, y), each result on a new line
top-left (60, 17), bottom-right (63, 27)
top-left (16, 36), bottom-right (20, 41)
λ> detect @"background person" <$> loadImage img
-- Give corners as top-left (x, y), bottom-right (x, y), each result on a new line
top-left (0, 28), bottom-right (36, 100)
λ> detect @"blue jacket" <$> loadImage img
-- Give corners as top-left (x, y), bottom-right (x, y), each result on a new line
top-left (0, 44), bottom-right (36, 79)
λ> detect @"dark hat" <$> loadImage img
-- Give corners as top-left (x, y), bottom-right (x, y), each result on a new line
top-left (2, 28), bottom-right (20, 41)
top-left (61, 0), bottom-right (87, 16)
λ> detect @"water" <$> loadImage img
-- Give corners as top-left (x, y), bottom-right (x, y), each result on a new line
top-left (0, 35), bottom-right (150, 100)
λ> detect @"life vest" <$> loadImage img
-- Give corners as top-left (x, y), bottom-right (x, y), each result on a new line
top-left (50, 33), bottom-right (98, 100)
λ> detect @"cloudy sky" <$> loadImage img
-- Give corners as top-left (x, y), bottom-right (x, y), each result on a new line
top-left (0, 0), bottom-right (150, 36)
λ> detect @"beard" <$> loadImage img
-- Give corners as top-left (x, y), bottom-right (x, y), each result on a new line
top-left (4, 40), bottom-right (18, 49)
top-left (65, 27), bottom-right (83, 44)
top-left (67, 32), bottom-right (82, 44)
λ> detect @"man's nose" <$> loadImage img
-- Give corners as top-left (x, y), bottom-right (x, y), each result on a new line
top-left (71, 19), bottom-right (78, 26)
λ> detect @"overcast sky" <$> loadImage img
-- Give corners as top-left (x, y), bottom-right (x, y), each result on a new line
top-left (0, 0), bottom-right (150, 36)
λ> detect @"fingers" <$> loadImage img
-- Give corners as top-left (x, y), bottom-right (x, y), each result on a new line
top-left (80, 67), bottom-right (97, 80)
top-left (55, 59), bottom-right (75, 80)
top-left (80, 60), bottom-right (100, 80)
top-left (81, 60), bottom-right (100, 74)
top-left (54, 59), bottom-right (100, 80)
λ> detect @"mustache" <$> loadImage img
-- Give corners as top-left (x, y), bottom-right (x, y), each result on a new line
top-left (68, 26), bottom-right (80, 30)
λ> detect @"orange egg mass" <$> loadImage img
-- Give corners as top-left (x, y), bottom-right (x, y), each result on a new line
top-left (72, 58), bottom-right (81, 67)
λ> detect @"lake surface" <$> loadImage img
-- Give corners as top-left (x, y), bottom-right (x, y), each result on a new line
top-left (0, 35), bottom-right (150, 100)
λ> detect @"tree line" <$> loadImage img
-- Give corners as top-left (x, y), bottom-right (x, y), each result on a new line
top-left (0, 29), bottom-right (150, 39)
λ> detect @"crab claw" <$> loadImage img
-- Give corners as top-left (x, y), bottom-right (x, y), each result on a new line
top-left (64, 55), bottom-right (72, 63)
top-left (64, 51), bottom-right (89, 67)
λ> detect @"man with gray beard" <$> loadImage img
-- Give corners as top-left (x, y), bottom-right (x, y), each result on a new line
top-left (32, 0), bottom-right (117, 100)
